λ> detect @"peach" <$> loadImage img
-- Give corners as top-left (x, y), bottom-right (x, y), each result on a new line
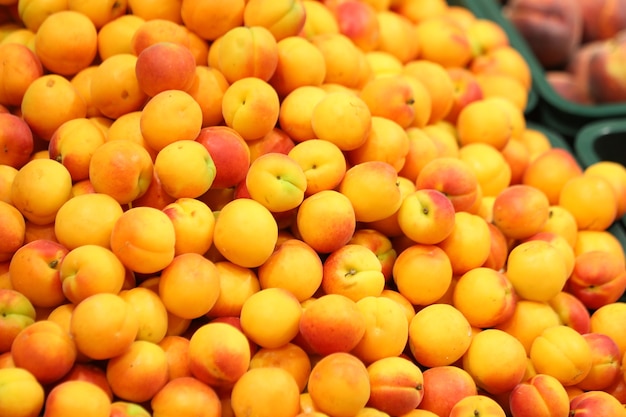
top-left (110, 206), bottom-right (176, 274)
top-left (300, 0), bottom-right (340, 38)
top-left (567, 250), bottom-right (626, 310)
top-left (9, 239), bottom-right (68, 308)
top-left (392, 243), bottom-right (453, 306)
top-left (470, 45), bottom-right (532, 92)
top-left (151, 376), bottom-right (221, 417)
top-left (11, 319), bottom-right (76, 385)
top-left (246, 127), bottom-right (296, 162)
top-left (352, 295), bottom-right (409, 364)
top-left (444, 66), bottom-right (484, 125)
top-left (88, 139), bottom-right (154, 205)
top-left (574, 230), bottom-right (626, 267)
top-left (140, 89), bottom-right (203, 152)
top-left (58, 244), bottom-right (126, 304)
top-left (211, 25), bottom-right (278, 83)
top-left (330, 0), bottom-right (380, 51)
top-left (482, 221), bottom-right (510, 271)
top-left (456, 99), bottom-right (512, 151)
top-left (358, 75), bottom-right (418, 129)
top-left (11, 158), bottom-right (72, 226)
top-left (584, 160), bottom-right (626, 218)
top-left (295, 190), bottom-right (356, 254)
top-left (541, 205), bottom-right (579, 248)
top-left (458, 143), bottom-right (512, 197)
top-left (243, 0), bottom-right (306, 41)
top-left (231, 367), bottom-right (301, 417)
top-left (278, 85), bottom-right (327, 143)
top-left (105, 339), bottom-right (169, 403)
top-left (0, 367), bottom-right (45, 417)
top-left (206, 261), bottom-right (260, 318)
top-left (307, 352), bottom-right (370, 417)
top-left (269, 35), bottom-right (327, 98)
top-left (96, 13), bottom-right (145, 60)
top-left (0, 165), bottom-right (17, 204)
top-left (162, 197), bottom-right (214, 256)
top-left (414, 15), bottom-right (472, 68)
top-left (90, 54), bottom-right (148, 119)
top-left (135, 41), bottom-right (197, 97)
top-left (0, 200), bottom-right (25, 263)
top-left (590, 302), bottom-right (626, 357)
top-left (70, 293), bottom-right (138, 360)
top-left (0, 40), bottom-right (43, 108)
top-left (187, 65), bottom-right (229, 128)
top-left (188, 321), bottom-right (251, 389)
top-left (495, 299), bottom-right (561, 355)
top-left (402, 59), bottom-right (455, 125)
top-left (366, 356), bottom-right (423, 416)
top-left (249, 342), bottom-right (311, 393)
top-left (239, 287), bottom-right (302, 349)
top-left (339, 161), bottom-right (402, 223)
top-left (195, 126), bottom-right (250, 190)
top-left (130, 18), bottom-right (189, 55)
top-left (349, 229), bottom-right (397, 282)
top-left (506, 239), bottom-right (569, 302)
top-left (110, 401), bottom-right (151, 417)
top-left (310, 90), bottom-right (371, 151)
top-left (522, 231), bottom-right (576, 279)
top-left (492, 184), bottom-right (551, 240)
top-left (221, 77), bottom-right (280, 141)
top-left (34, 10), bottom-right (98, 76)
top-left (576, 332), bottom-right (622, 391)
top-left (287, 138), bottom-right (346, 196)
top-left (462, 328), bottom-right (527, 395)
top-left (53, 192), bottom-right (123, 250)
top-left (310, 31), bottom-right (369, 88)
top-left (438, 211), bottom-right (492, 276)
top-left (415, 157), bottom-right (479, 212)
top-left (43, 380), bottom-right (111, 417)
top-left (448, 395), bottom-right (506, 417)
top-left (118, 286), bottom-right (168, 344)
top-left (0, 288), bottom-right (36, 353)
top-left (257, 239), bottom-right (323, 302)
top-left (409, 303), bottom-right (472, 368)
top-left (158, 253), bottom-right (220, 319)
top-left (158, 335), bottom-right (191, 381)
top-left (509, 373), bottom-right (570, 417)
top-left (321, 244), bottom-right (385, 301)
top-left (298, 293), bottom-right (366, 356)
top-left (397, 127), bottom-right (438, 182)
top-left (569, 389), bottom-right (626, 416)
top-left (530, 325), bottom-right (593, 386)
top-left (453, 267), bottom-right (517, 329)
top-left (548, 291), bottom-right (591, 335)
top-left (213, 197), bottom-right (278, 268)
top-left (346, 116), bottom-right (410, 173)
top-left (522, 148), bottom-right (584, 205)
top-left (417, 365), bottom-right (478, 417)
top-left (67, 0), bottom-right (127, 29)
top-left (375, 10), bottom-right (419, 64)
top-left (180, 0), bottom-right (243, 40)
top-left (245, 152), bottom-right (307, 213)
top-left (559, 174), bottom-right (618, 231)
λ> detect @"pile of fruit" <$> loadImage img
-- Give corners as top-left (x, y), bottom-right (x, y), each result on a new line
top-left (2, 0), bottom-right (626, 416)
top-left (501, 0), bottom-right (626, 104)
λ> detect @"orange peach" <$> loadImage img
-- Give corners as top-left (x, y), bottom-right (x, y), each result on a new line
top-left (0, 288), bottom-right (36, 353)
top-left (522, 148), bottom-right (583, 205)
top-left (456, 98), bottom-right (512, 151)
top-left (130, 18), bottom-right (189, 55)
top-left (530, 325), bottom-right (593, 386)
top-left (392, 243), bottom-right (453, 306)
top-left (397, 127), bottom-right (438, 182)
top-left (559, 174), bottom-right (618, 231)
top-left (0, 42), bottom-right (43, 108)
top-left (186, 65), bottom-right (229, 128)
top-left (0, 367), bottom-right (45, 417)
top-left (548, 291), bottom-right (591, 335)
top-left (221, 76), bottom-right (280, 141)
top-left (188, 321), bottom-right (251, 389)
top-left (11, 319), bottom-right (76, 385)
top-left (43, 379), bottom-right (111, 417)
top-left (300, 0), bottom-right (340, 38)
top-left (9, 239), bottom-right (68, 308)
top-left (402, 59), bottom-right (455, 125)
top-left (409, 303), bottom-right (472, 368)
top-left (106, 339), bottom-right (169, 403)
top-left (438, 211), bottom-right (492, 276)
top-left (34, 10), bottom-right (98, 76)
top-left (509, 373), bottom-right (570, 417)
top-left (195, 126), bottom-right (249, 190)
top-left (70, 293), bottom-right (138, 360)
top-left (458, 142), bottom-right (512, 197)
top-left (347, 116), bottom-right (410, 173)
top-left (417, 365), bottom-right (478, 417)
top-left (295, 189), bottom-right (356, 254)
top-left (443, 66), bottom-right (484, 125)
top-left (287, 138), bottom-right (346, 196)
top-left (249, 342), bottom-right (311, 393)
top-left (110, 401), bottom-right (151, 417)
top-left (278, 85), bottom-right (327, 143)
top-left (298, 293), bottom-right (366, 356)
top-left (158, 335), bottom-right (191, 381)
top-left (584, 160), bottom-right (626, 218)
top-left (307, 352), bottom-right (370, 417)
top-left (258, 239), bottom-right (323, 302)
top-left (331, 0), bottom-right (380, 52)
top-left (567, 250), bottom-right (626, 310)
top-left (415, 157), bottom-right (479, 212)
top-left (161, 197), bottom-right (214, 256)
top-left (206, 261), bottom-right (260, 318)
top-left (590, 302), bottom-right (626, 357)
top-left (358, 75), bottom-right (418, 129)
top-left (311, 90), bottom-right (372, 151)
top-left (576, 332), bottom-right (622, 391)
top-left (352, 296), bottom-right (409, 364)
top-left (243, 0), bottom-right (306, 41)
top-left (96, 13), bottom-right (145, 60)
top-left (0, 200), bottom-right (25, 263)
top-left (415, 15), bottom-right (473, 68)
top-left (310, 32), bottom-right (368, 88)
top-left (506, 239), bottom-right (569, 302)
top-left (448, 395), bottom-right (506, 417)
top-left (11, 158), bottom-right (72, 226)
top-left (181, 0), bottom-right (243, 41)
top-left (541, 205), bottom-right (579, 248)
top-left (569, 390), bottom-right (626, 416)
top-left (231, 366), bottom-right (301, 417)
top-left (119, 286), bottom-right (168, 344)
top-left (90, 53), bottom-right (148, 119)
top-left (110, 206), bottom-right (176, 274)
top-left (135, 41), bottom-right (197, 97)
top-left (376, 10), bottom-right (420, 64)
top-left (366, 356), bottom-right (424, 416)
top-left (151, 376), bottom-right (221, 417)
top-left (492, 184), bottom-right (551, 240)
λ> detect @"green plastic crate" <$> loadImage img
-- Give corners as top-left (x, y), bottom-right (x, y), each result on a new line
top-left (445, 0), bottom-right (538, 115)
top-left (478, 0), bottom-right (626, 141)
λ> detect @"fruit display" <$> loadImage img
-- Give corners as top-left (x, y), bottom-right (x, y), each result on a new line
top-left (1, 0), bottom-right (626, 417)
